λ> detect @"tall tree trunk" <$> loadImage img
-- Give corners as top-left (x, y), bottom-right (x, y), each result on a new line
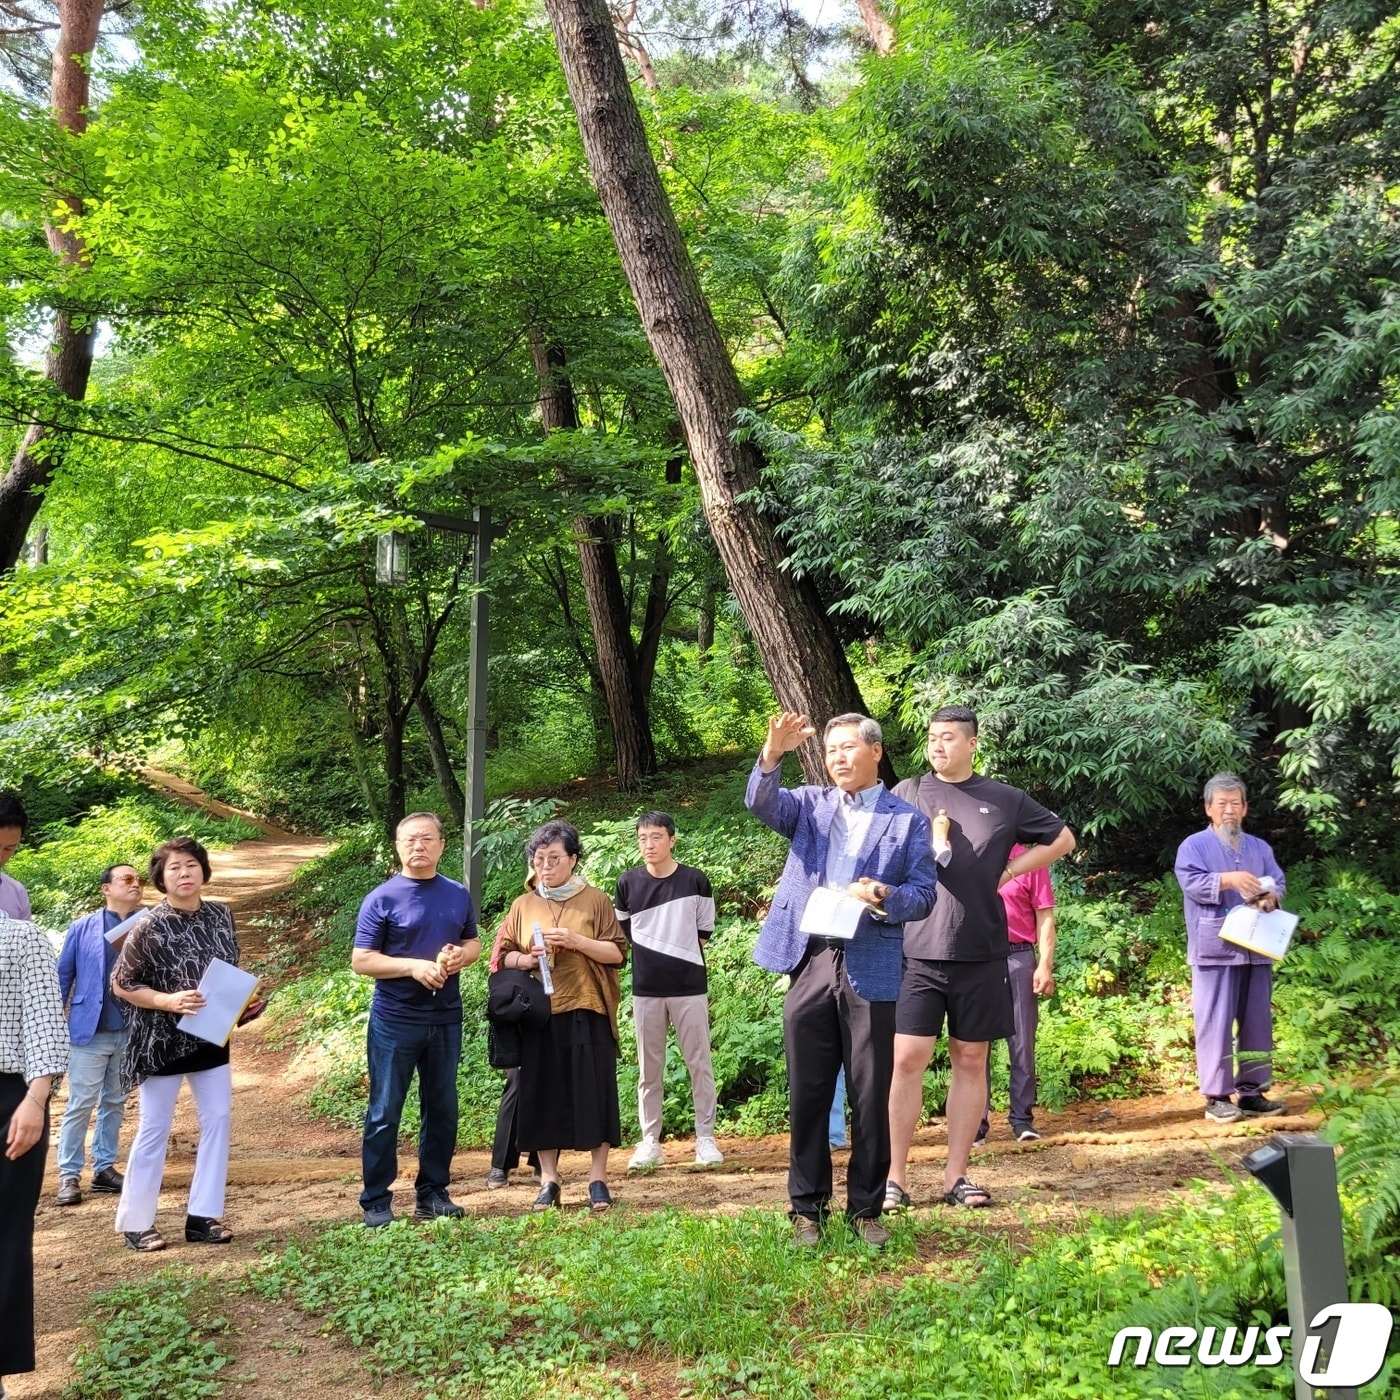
top-left (0, 0), bottom-right (104, 574)
top-left (542, 0), bottom-right (877, 783)
top-left (854, 0), bottom-right (895, 55)
top-left (696, 581), bottom-right (716, 666)
top-left (635, 451), bottom-right (681, 697)
top-left (383, 710), bottom-right (407, 839)
top-left (532, 334), bottom-right (657, 790)
top-left (416, 688), bottom-right (466, 826)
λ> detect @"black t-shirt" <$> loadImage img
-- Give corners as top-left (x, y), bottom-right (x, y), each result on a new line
top-left (614, 864), bottom-right (715, 999)
top-left (892, 773), bottom-right (1066, 962)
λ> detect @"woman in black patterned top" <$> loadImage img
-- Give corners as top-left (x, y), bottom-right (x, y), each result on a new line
top-left (112, 837), bottom-right (241, 1252)
top-left (1, 909), bottom-right (68, 1393)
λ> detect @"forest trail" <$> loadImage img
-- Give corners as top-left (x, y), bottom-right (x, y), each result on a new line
top-left (139, 768), bottom-right (331, 917)
top-left (16, 787), bottom-right (1322, 1398)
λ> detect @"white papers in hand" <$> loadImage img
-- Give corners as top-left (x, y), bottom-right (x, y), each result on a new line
top-left (1219, 906), bottom-right (1299, 962)
top-left (177, 958), bottom-right (259, 1047)
top-left (799, 886), bottom-right (866, 940)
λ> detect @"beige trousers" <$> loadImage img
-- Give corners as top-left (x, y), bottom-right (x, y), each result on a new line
top-left (634, 993), bottom-right (718, 1141)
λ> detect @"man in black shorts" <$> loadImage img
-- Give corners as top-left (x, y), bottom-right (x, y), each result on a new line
top-left (886, 706), bottom-right (1075, 1209)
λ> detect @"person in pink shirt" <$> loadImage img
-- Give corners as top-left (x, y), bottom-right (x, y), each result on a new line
top-left (977, 844), bottom-right (1056, 1144)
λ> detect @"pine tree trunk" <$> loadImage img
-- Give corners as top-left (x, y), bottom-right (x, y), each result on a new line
top-left (0, 0), bottom-right (105, 574)
top-left (532, 335), bottom-right (657, 790)
top-left (542, 0), bottom-right (874, 784)
top-left (854, 0), bottom-right (895, 54)
top-left (636, 453), bottom-right (681, 697)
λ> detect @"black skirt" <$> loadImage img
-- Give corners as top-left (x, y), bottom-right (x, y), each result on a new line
top-left (516, 1009), bottom-right (621, 1152)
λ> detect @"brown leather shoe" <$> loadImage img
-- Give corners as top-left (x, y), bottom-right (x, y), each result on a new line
top-left (792, 1215), bottom-right (822, 1248)
top-left (852, 1217), bottom-right (887, 1249)
top-left (56, 1176), bottom-right (82, 1207)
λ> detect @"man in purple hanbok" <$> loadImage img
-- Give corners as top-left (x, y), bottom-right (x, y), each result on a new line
top-left (1174, 773), bottom-right (1288, 1124)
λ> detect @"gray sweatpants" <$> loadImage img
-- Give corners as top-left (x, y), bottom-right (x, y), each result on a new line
top-left (634, 993), bottom-right (718, 1140)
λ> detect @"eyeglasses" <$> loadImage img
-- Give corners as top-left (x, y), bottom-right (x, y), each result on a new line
top-left (108, 875), bottom-right (144, 886)
top-left (398, 835), bottom-right (443, 848)
top-left (532, 852), bottom-right (570, 867)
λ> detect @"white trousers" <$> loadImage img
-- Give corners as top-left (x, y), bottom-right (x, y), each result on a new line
top-left (115, 1064), bottom-right (232, 1233)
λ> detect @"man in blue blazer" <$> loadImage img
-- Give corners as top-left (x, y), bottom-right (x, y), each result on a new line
top-left (54, 863), bottom-right (144, 1205)
top-left (747, 711), bottom-right (937, 1248)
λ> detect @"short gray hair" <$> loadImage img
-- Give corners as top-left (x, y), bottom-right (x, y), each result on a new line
top-left (1203, 773), bottom-right (1246, 804)
top-left (823, 713), bottom-right (882, 746)
top-left (397, 811), bottom-right (445, 838)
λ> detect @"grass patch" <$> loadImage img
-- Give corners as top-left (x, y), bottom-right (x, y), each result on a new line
top-left (243, 1188), bottom-right (1328, 1399)
top-left (65, 1269), bottom-right (234, 1400)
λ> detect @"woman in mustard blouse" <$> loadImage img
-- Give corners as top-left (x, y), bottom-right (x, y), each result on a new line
top-left (490, 820), bottom-right (627, 1213)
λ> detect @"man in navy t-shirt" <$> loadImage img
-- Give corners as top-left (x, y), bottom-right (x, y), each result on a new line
top-left (352, 812), bottom-right (479, 1226)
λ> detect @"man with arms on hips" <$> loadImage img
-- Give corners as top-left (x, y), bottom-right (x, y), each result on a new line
top-left (353, 813), bottom-right (480, 1227)
top-left (887, 706), bottom-right (1075, 1211)
top-left (747, 712), bottom-right (938, 1250)
top-left (1174, 773), bottom-right (1287, 1123)
top-left (975, 845), bottom-right (1056, 1145)
top-left (54, 864), bottom-right (145, 1205)
top-left (618, 811), bottom-right (723, 1171)
top-left (0, 792), bottom-right (32, 922)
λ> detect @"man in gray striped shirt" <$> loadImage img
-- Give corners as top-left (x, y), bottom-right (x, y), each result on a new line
top-left (616, 812), bottom-right (723, 1170)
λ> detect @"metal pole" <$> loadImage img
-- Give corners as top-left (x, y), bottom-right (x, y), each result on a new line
top-left (462, 506), bottom-right (491, 900)
top-left (1275, 1134), bottom-right (1355, 1400)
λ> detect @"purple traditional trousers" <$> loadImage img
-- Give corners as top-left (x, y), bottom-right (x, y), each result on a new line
top-left (1192, 963), bottom-right (1274, 1098)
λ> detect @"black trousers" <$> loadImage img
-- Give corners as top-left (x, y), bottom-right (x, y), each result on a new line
top-left (489, 1068), bottom-right (538, 1174)
top-left (784, 945), bottom-right (895, 1221)
top-left (0, 1072), bottom-right (48, 1376)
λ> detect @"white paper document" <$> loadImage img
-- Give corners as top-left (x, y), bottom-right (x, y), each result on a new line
top-left (1218, 906), bottom-right (1299, 962)
top-left (177, 958), bottom-right (259, 1047)
top-left (104, 911), bottom-right (151, 950)
top-left (799, 886), bottom-right (867, 941)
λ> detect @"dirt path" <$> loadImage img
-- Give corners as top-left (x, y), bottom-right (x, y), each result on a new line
top-left (15, 793), bottom-right (1321, 1398)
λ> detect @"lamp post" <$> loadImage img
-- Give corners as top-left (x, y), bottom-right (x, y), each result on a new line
top-left (1240, 1133), bottom-right (1378, 1399)
top-left (375, 506), bottom-right (498, 898)
top-left (461, 506), bottom-right (492, 899)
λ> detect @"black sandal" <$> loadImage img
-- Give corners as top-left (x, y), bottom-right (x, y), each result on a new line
top-left (185, 1215), bottom-right (234, 1243)
top-left (124, 1227), bottom-right (167, 1252)
top-left (942, 1177), bottom-right (992, 1208)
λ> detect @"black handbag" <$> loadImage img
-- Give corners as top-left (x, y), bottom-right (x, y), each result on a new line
top-left (485, 967), bottom-right (550, 1069)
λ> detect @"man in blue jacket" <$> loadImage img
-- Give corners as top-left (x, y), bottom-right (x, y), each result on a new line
top-left (54, 863), bottom-right (145, 1205)
top-left (747, 711), bottom-right (938, 1248)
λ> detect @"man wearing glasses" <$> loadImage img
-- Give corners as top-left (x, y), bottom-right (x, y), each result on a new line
top-left (353, 813), bottom-right (480, 1227)
top-left (54, 864), bottom-right (146, 1205)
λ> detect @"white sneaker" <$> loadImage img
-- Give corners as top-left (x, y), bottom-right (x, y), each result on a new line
top-left (628, 1137), bottom-right (664, 1170)
top-left (694, 1137), bottom-right (724, 1167)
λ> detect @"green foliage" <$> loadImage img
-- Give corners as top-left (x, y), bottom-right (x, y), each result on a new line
top-left (7, 790), bottom-right (260, 924)
top-left (244, 1186), bottom-right (1319, 1398)
top-left (65, 1269), bottom-right (232, 1400)
top-left (764, 0), bottom-right (1400, 842)
top-left (1272, 863), bottom-right (1400, 1078)
top-left (1227, 594), bottom-right (1400, 834)
top-left (1322, 1077), bottom-right (1400, 1308)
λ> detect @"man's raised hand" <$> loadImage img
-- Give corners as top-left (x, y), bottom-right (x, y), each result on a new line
top-left (760, 712), bottom-right (817, 769)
